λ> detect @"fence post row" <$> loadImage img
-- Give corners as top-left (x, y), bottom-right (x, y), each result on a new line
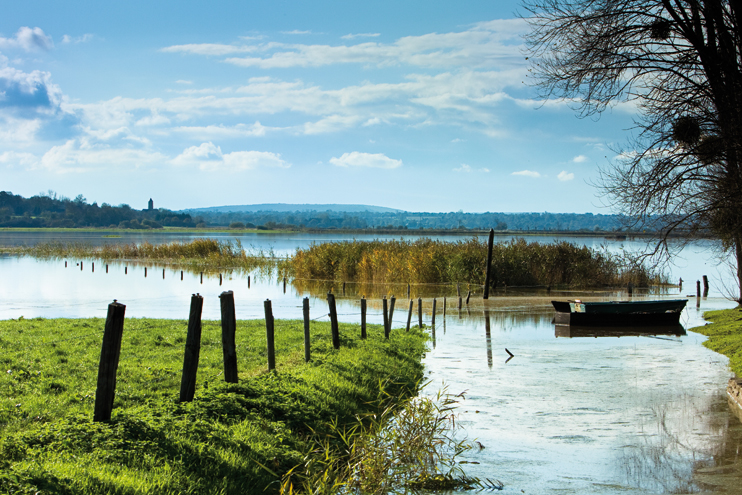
top-left (265, 299), bottom-right (276, 371)
top-left (303, 297), bottom-right (311, 362)
top-left (327, 292), bottom-right (340, 349)
top-left (179, 294), bottom-right (204, 403)
top-left (219, 290), bottom-right (239, 383)
top-left (93, 300), bottom-right (126, 422)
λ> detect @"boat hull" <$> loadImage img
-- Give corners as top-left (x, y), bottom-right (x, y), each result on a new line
top-left (552, 299), bottom-right (688, 327)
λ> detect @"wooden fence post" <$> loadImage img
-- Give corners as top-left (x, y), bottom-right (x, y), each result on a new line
top-left (181, 270), bottom-right (183, 280)
top-left (265, 299), bottom-right (276, 371)
top-left (163, 268), bottom-right (165, 279)
top-left (248, 275), bottom-right (251, 288)
top-left (80, 261), bottom-right (83, 271)
top-left (283, 277), bottom-right (287, 294)
top-left (389, 296), bottom-right (396, 329)
top-left (361, 297), bottom-right (367, 339)
top-left (466, 290), bottom-right (471, 305)
top-left (179, 294), bottom-right (204, 403)
top-left (303, 297), bottom-right (311, 362)
top-left (696, 280), bottom-right (701, 298)
top-left (200, 272), bottom-right (203, 284)
top-left (431, 298), bottom-right (437, 327)
top-left (418, 297), bottom-right (423, 328)
top-left (483, 228), bottom-right (494, 299)
top-left (219, 291), bottom-right (239, 383)
top-left (144, 267), bottom-right (147, 277)
top-left (93, 300), bottom-right (126, 422)
top-left (443, 296), bottom-right (447, 318)
top-left (125, 266), bottom-right (127, 275)
top-left (383, 297), bottom-right (390, 339)
top-left (92, 262), bottom-right (94, 273)
top-left (703, 275), bottom-right (709, 296)
top-left (406, 299), bottom-right (413, 331)
top-left (327, 292), bottom-right (340, 349)
top-left (106, 264), bottom-right (108, 273)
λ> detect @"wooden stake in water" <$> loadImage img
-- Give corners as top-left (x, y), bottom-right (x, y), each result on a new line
top-left (327, 292), bottom-right (340, 349)
top-left (431, 298), bottom-right (437, 328)
top-left (248, 275), bottom-right (251, 288)
top-left (303, 297), bottom-right (311, 362)
top-left (125, 266), bottom-right (127, 275)
top-left (144, 267), bottom-right (147, 277)
top-left (283, 277), bottom-right (287, 293)
top-left (93, 300), bottom-right (126, 422)
top-left (443, 296), bottom-right (447, 318)
top-left (483, 228), bottom-right (494, 299)
top-left (219, 291), bottom-right (238, 383)
top-left (106, 264), bottom-right (108, 273)
top-left (361, 297), bottom-right (367, 339)
top-left (696, 280), bottom-right (701, 297)
top-left (466, 290), bottom-right (471, 305)
top-left (200, 272), bottom-right (203, 284)
top-left (181, 270), bottom-right (183, 281)
top-left (163, 268), bottom-right (165, 279)
top-left (219, 273), bottom-right (222, 286)
top-left (264, 299), bottom-right (275, 371)
top-left (418, 297), bottom-right (423, 328)
top-left (406, 299), bottom-right (413, 332)
top-left (179, 294), bottom-right (204, 403)
top-left (80, 261), bottom-right (83, 271)
top-left (92, 262), bottom-right (94, 273)
top-left (703, 275), bottom-right (709, 296)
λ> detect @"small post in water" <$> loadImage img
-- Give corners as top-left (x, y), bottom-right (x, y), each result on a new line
top-left (418, 297), bottom-right (423, 328)
top-left (283, 276), bottom-right (287, 294)
top-left (443, 296), bottom-right (447, 318)
top-left (248, 275), bottom-right (251, 288)
top-left (303, 297), bottom-right (311, 362)
top-left (265, 299), bottom-right (276, 371)
top-left (179, 294), bottom-right (204, 403)
top-left (219, 273), bottom-right (222, 286)
top-left (389, 295), bottom-right (396, 329)
top-left (466, 290), bottom-right (471, 305)
top-left (106, 264), bottom-right (108, 273)
top-left (703, 275), bottom-right (709, 296)
top-left (93, 300), bottom-right (126, 422)
top-left (327, 292), bottom-right (340, 349)
top-left (163, 268), bottom-right (165, 279)
top-left (431, 298), bottom-right (437, 327)
top-left (125, 266), bottom-right (127, 275)
top-left (219, 291), bottom-right (239, 383)
top-left (696, 280), bottom-right (701, 298)
top-left (181, 270), bottom-right (183, 281)
top-left (361, 297), bottom-right (367, 339)
top-left (483, 228), bottom-right (494, 299)
top-left (92, 262), bottom-right (94, 273)
top-left (144, 267), bottom-right (147, 278)
top-left (80, 261), bottom-right (83, 271)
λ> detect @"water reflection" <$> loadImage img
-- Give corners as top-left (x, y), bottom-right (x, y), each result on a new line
top-left (554, 324), bottom-right (687, 338)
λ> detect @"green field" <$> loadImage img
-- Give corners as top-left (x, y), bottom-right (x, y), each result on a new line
top-left (0, 317), bottom-right (427, 494)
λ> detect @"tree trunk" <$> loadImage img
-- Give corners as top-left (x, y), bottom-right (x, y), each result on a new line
top-left (736, 235), bottom-right (742, 303)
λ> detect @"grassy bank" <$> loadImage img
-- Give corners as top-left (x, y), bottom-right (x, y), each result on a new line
top-left (692, 308), bottom-right (742, 376)
top-left (289, 238), bottom-right (663, 288)
top-left (0, 317), bottom-right (427, 494)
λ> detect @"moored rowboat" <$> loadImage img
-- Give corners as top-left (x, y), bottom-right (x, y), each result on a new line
top-left (551, 299), bottom-right (688, 326)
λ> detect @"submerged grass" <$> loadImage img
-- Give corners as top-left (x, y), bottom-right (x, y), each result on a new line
top-left (288, 238), bottom-right (664, 289)
top-left (6, 239), bottom-right (278, 272)
top-left (0, 317), bottom-right (427, 494)
top-left (691, 308), bottom-right (742, 376)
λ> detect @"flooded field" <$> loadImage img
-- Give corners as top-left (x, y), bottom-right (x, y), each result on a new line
top-left (1, 232), bottom-right (740, 493)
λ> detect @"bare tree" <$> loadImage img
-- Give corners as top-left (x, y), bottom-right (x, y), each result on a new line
top-left (523, 0), bottom-right (742, 300)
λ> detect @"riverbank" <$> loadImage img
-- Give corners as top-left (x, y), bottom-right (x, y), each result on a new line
top-left (691, 308), bottom-right (742, 417)
top-left (0, 317), bottom-right (427, 494)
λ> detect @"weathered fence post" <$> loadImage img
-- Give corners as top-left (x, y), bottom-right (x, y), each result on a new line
top-left (265, 299), bottom-right (276, 371)
top-left (418, 297), bottom-right (423, 328)
top-left (248, 275), bottom-right (251, 288)
top-left (80, 261), bottom-right (83, 271)
top-left (163, 268), bottom-right (165, 279)
top-left (703, 275), bottom-right (709, 296)
top-left (361, 297), bottom-right (367, 339)
top-left (303, 297), bottom-right (311, 362)
top-left (181, 270), bottom-right (183, 280)
top-left (443, 296), bottom-right (447, 318)
top-left (219, 291), bottom-right (239, 383)
top-left (327, 292), bottom-right (340, 349)
top-left (219, 273), bottom-right (222, 285)
top-left (466, 290), bottom-right (471, 305)
top-left (283, 277), bottom-right (287, 294)
top-left (406, 299), bottom-right (413, 331)
top-left (431, 298), bottom-right (437, 327)
top-left (93, 300), bottom-right (126, 422)
top-left (125, 266), bottom-right (127, 275)
top-left (179, 294), bottom-right (204, 403)
top-left (389, 296), bottom-right (396, 330)
top-left (483, 228), bottom-right (494, 299)
top-left (696, 280), bottom-right (701, 298)
top-left (92, 262), bottom-right (94, 273)
top-left (383, 297), bottom-right (390, 339)
top-left (65, 261), bottom-right (67, 267)
top-left (144, 267), bottom-right (147, 277)
top-left (106, 264), bottom-right (108, 273)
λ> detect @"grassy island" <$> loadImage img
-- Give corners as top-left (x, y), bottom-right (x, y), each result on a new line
top-left (0, 317), bottom-right (428, 494)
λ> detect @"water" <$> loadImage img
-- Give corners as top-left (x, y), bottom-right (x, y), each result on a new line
top-left (1, 232), bottom-right (741, 493)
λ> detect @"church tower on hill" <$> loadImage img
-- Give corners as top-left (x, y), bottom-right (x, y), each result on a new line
top-left (148, 198), bottom-right (153, 211)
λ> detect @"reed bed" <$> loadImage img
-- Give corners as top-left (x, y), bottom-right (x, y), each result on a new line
top-left (288, 238), bottom-right (664, 289)
top-left (9, 239), bottom-right (277, 272)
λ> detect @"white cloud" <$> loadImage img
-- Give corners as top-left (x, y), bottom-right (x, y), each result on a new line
top-left (0, 150), bottom-right (37, 168)
top-left (341, 33), bottom-right (381, 40)
top-left (454, 163), bottom-right (489, 172)
top-left (0, 27), bottom-right (53, 51)
top-left (61, 34), bottom-right (93, 44)
top-left (171, 142), bottom-right (289, 171)
top-left (39, 139), bottom-right (166, 173)
top-left (170, 122), bottom-right (267, 138)
top-left (512, 170), bottom-right (541, 178)
top-left (167, 18), bottom-right (528, 70)
top-left (0, 67), bottom-right (64, 114)
top-left (330, 151), bottom-right (402, 169)
top-left (175, 80), bottom-right (193, 85)
top-left (282, 30), bottom-right (312, 35)
top-left (572, 155), bottom-right (588, 163)
top-left (557, 170), bottom-right (575, 181)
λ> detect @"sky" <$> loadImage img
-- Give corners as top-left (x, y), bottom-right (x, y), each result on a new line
top-left (0, 0), bottom-right (638, 213)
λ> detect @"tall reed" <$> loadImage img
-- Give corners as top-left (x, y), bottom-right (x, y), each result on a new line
top-left (287, 238), bottom-right (664, 288)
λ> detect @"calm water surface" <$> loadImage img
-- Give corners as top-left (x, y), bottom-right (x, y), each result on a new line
top-left (1, 232), bottom-right (741, 493)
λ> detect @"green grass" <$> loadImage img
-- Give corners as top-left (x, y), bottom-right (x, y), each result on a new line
top-left (692, 308), bottom-right (742, 376)
top-left (0, 317), bottom-right (427, 494)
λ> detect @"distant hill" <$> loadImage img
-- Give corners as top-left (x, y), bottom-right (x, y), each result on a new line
top-left (183, 203), bottom-right (404, 214)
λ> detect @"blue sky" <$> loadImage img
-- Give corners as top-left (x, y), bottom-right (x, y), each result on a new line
top-left (0, 0), bottom-right (636, 213)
